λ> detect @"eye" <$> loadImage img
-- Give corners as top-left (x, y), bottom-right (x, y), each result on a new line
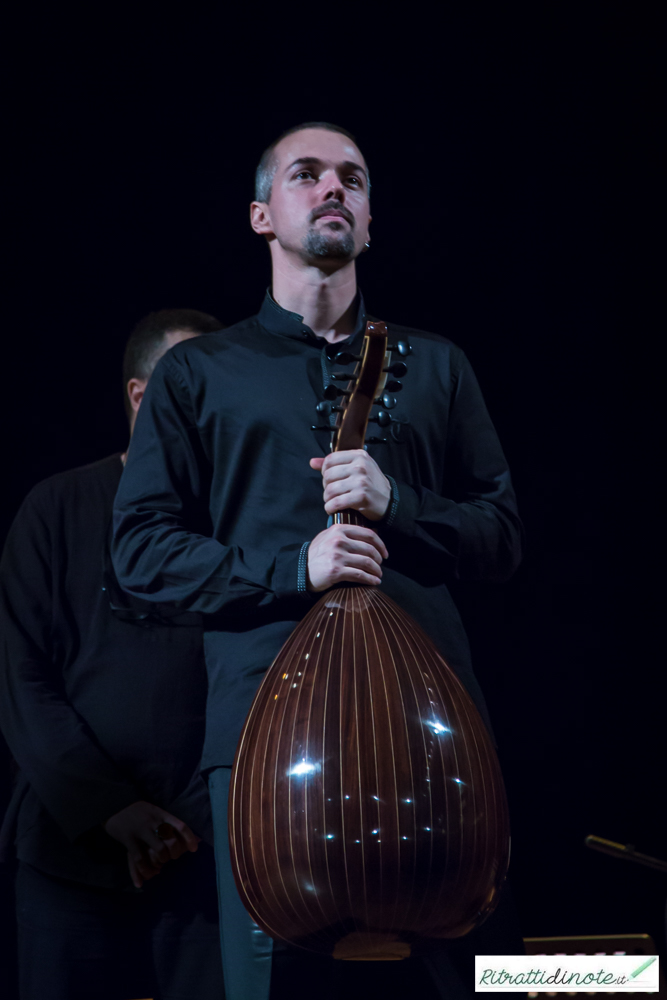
top-left (295, 170), bottom-right (314, 180)
top-left (346, 176), bottom-right (361, 187)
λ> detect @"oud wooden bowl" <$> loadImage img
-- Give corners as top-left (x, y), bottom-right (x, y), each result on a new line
top-left (229, 585), bottom-right (510, 958)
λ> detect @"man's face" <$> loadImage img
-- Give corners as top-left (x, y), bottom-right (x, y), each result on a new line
top-left (257, 128), bottom-right (371, 265)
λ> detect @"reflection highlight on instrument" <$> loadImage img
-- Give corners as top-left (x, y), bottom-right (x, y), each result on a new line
top-left (426, 719), bottom-right (450, 734)
top-left (287, 760), bottom-right (319, 777)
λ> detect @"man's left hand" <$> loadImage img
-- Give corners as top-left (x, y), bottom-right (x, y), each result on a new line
top-left (310, 450), bottom-right (391, 521)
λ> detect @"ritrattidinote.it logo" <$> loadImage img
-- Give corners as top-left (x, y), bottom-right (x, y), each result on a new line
top-left (474, 955), bottom-right (659, 992)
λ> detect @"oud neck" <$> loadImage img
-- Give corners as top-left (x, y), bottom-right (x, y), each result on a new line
top-left (328, 320), bottom-right (386, 534)
top-left (333, 511), bottom-right (367, 528)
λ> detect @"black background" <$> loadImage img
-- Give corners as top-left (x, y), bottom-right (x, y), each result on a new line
top-left (2, 1), bottom-right (664, 980)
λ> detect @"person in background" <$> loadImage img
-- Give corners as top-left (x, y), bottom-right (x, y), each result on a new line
top-left (0, 308), bottom-right (226, 1000)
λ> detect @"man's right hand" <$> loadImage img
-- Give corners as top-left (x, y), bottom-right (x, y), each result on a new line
top-left (104, 800), bottom-right (200, 888)
top-left (307, 523), bottom-right (388, 592)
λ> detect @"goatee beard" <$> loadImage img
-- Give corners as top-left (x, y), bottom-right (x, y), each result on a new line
top-left (303, 227), bottom-right (355, 261)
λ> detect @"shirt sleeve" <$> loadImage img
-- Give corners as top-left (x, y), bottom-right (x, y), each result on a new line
top-left (380, 350), bottom-right (524, 583)
top-left (0, 494), bottom-right (142, 842)
top-left (112, 355), bottom-right (306, 615)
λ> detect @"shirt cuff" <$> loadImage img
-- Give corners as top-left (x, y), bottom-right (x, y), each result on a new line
top-left (383, 475), bottom-right (400, 527)
top-left (380, 477), bottom-right (421, 536)
top-left (297, 541), bottom-right (310, 594)
top-left (272, 542), bottom-right (313, 602)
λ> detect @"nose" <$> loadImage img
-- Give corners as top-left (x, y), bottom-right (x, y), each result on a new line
top-left (320, 168), bottom-right (345, 203)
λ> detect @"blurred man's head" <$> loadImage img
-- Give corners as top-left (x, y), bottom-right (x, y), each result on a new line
top-left (251, 123), bottom-right (371, 271)
top-left (123, 308), bottom-right (223, 432)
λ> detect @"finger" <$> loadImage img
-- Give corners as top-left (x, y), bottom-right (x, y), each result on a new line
top-left (329, 553), bottom-right (382, 584)
top-left (322, 462), bottom-right (359, 484)
top-left (334, 525), bottom-right (388, 558)
top-left (323, 479), bottom-right (352, 502)
top-left (128, 853), bottom-right (143, 889)
top-left (332, 524), bottom-right (381, 540)
top-left (160, 831), bottom-right (189, 861)
top-left (337, 539), bottom-right (384, 564)
top-left (126, 832), bottom-right (159, 871)
top-left (324, 479), bottom-right (381, 507)
top-left (148, 847), bottom-right (162, 866)
top-left (136, 845), bottom-right (163, 873)
top-left (132, 848), bottom-right (162, 881)
top-left (138, 860), bottom-right (163, 881)
top-left (144, 828), bottom-right (172, 864)
top-left (309, 457), bottom-right (325, 470)
top-left (152, 822), bottom-right (188, 860)
top-left (320, 458), bottom-right (352, 479)
top-left (321, 450), bottom-right (365, 471)
top-left (342, 553), bottom-right (383, 577)
top-left (145, 818), bottom-right (188, 862)
top-left (325, 490), bottom-right (369, 516)
top-left (158, 813), bottom-right (200, 853)
top-left (334, 561), bottom-right (382, 586)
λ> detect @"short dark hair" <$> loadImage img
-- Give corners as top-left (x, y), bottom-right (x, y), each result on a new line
top-left (254, 122), bottom-right (368, 203)
top-left (122, 308), bottom-right (222, 417)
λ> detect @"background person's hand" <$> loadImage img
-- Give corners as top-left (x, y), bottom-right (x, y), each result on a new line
top-left (307, 523), bottom-right (388, 591)
top-left (310, 450), bottom-right (391, 521)
top-left (104, 800), bottom-right (200, 888)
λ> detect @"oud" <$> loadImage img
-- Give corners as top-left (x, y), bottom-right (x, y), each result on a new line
top-left (229, 321), bottom-right (510, 960)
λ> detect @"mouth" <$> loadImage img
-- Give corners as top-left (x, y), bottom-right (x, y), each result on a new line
top-left (312, 206), bottom-right (354, 227)
top-left (316, 213), bottom-right (350, 226)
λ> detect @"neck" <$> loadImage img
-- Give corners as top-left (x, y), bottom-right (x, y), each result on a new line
top-left (270, 251), bottom-right (358, 343)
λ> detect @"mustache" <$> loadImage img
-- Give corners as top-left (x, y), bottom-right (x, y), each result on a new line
top-left (309, 201), bottom-right (355, 228)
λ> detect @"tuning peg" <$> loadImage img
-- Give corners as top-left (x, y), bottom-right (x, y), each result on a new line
top-left (385, 379), bottom-right (403, 393)
top-left (331, 372), bottom-right (357, 382)
top-left (370, 410), bottom-right (393, 428)
top-left (323, 384), bottom-right (347, 400)
top-left (365, 436), bottom-right (387, 445)
top-left (334, 351), bottom-right (362, 365)
top-left (372, 392), bottom-right (398, 408)
top-left (311, 425), bottom-right (333, 432)
top-left (316, 400), bottom-right (343, 417)
top-left (387, 340), bottom-right (412, 356)
top-left (383, 361), bottom-right (408, 377)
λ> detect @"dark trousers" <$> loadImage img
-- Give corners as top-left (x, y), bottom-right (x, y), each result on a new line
top-left (208, 765), bottom-right (525, 1000)
top-left (15, 844), bottom-right (224, 1000)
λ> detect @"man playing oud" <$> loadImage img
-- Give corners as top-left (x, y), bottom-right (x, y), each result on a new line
top-left (113, 123), bottom-right (525, 1000)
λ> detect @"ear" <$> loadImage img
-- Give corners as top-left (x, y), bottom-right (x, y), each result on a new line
top-left (250, 201), bottom-right (274, 236)
top-left (127, 377), bottom-right (148, 416)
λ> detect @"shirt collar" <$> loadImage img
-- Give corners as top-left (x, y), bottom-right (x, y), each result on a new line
top-left (257, 288), bottom-right (367, 353)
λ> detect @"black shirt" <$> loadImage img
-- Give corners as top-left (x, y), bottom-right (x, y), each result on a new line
top-left (0, 455), bottom-right (210, 888)
top-left (112, 293), bottom-right (523, 769)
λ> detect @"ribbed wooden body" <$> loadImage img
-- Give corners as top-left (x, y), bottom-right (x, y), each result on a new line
top-left (229, 585), bottom-right (510, 956)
